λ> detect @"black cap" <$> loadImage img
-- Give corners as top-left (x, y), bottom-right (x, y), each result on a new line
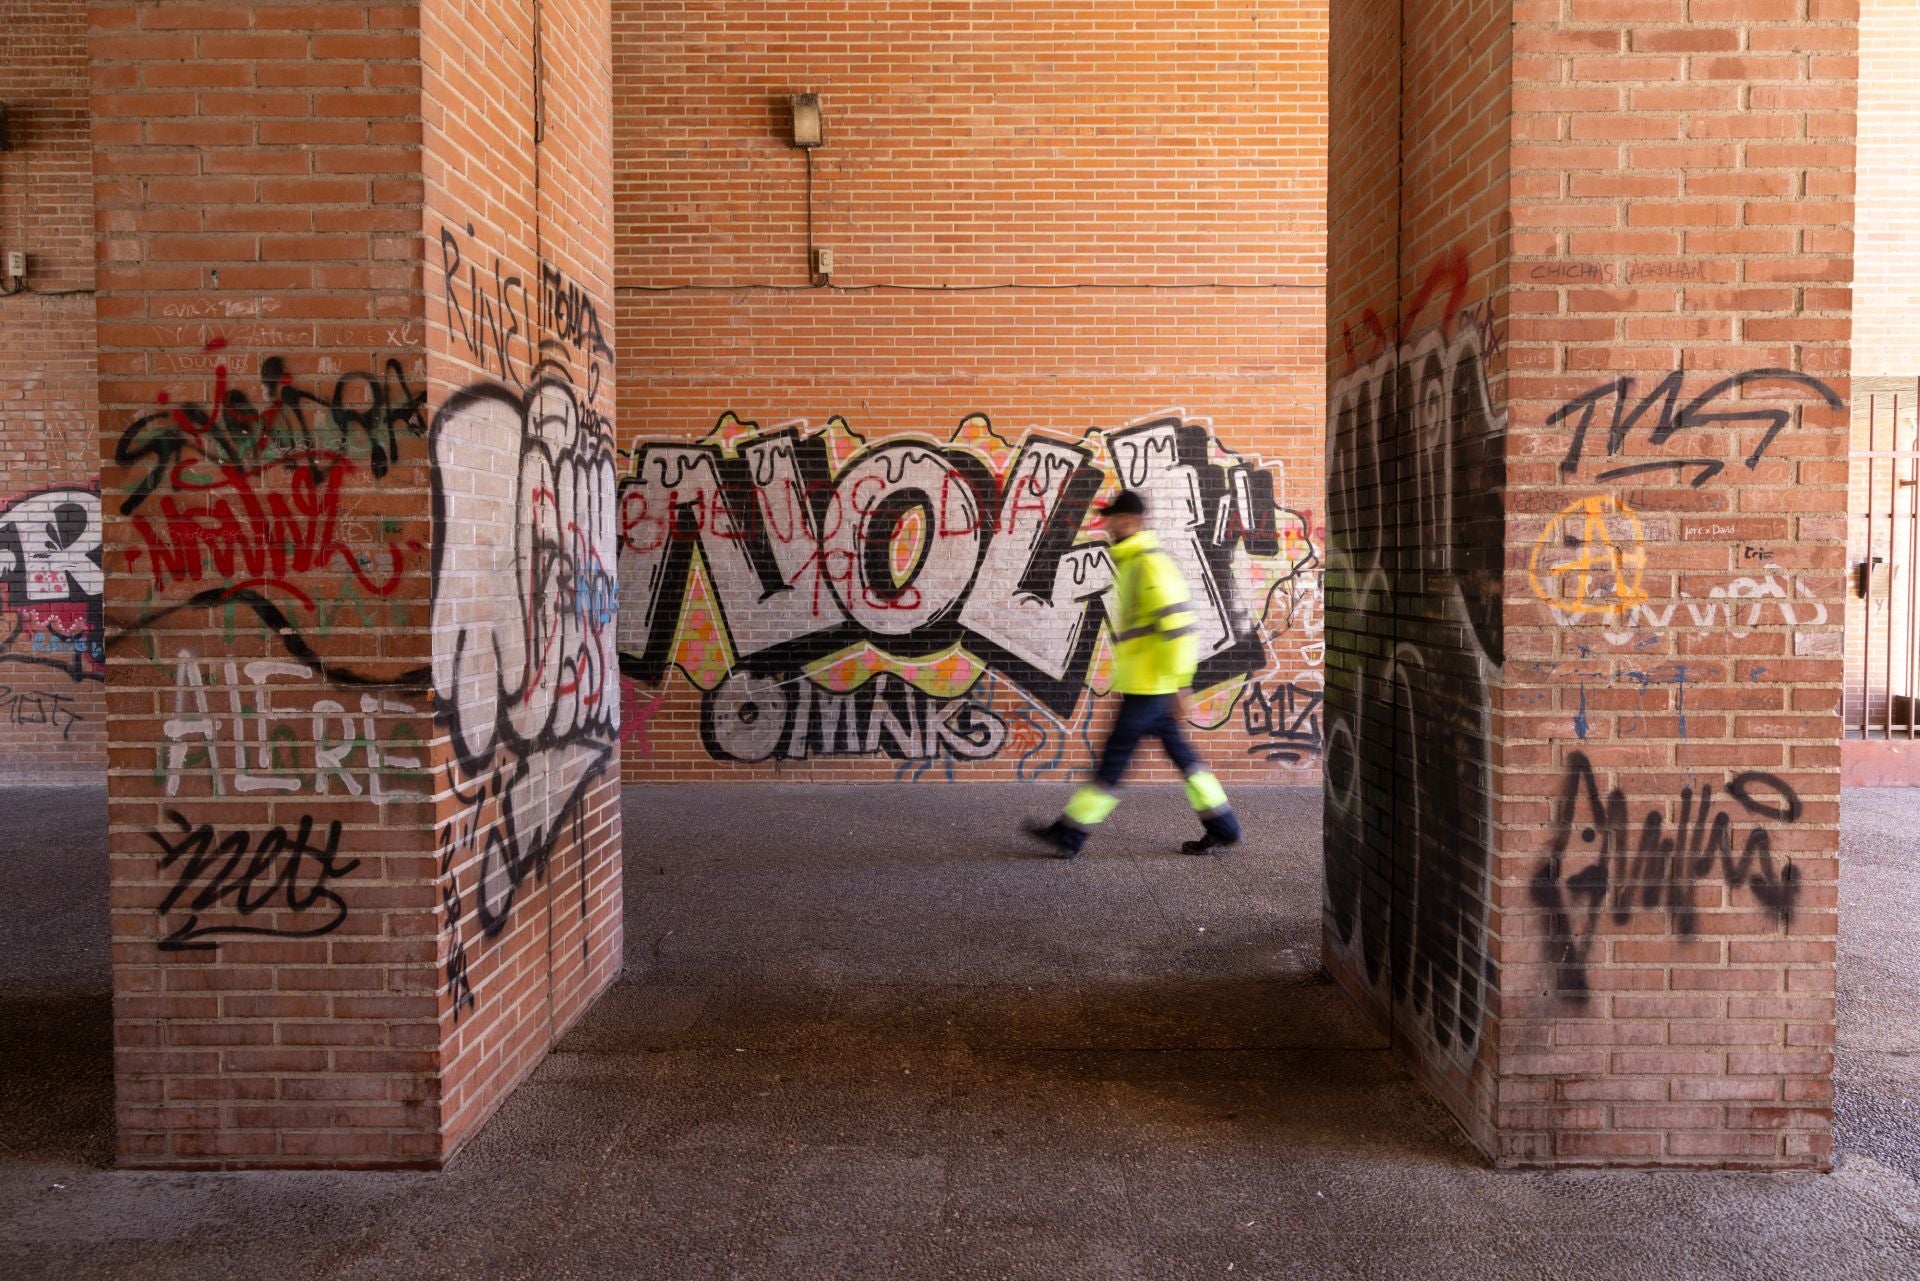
top-left (1099, 490), bottom-right (1147, 517)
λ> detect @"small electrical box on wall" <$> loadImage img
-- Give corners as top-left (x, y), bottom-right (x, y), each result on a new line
top-left (1857, 556), bottom-right (1890, 600)
top-left (5, 251), bottom-right (23, 281)
top-left (814, 247), bottom-right (834, 278)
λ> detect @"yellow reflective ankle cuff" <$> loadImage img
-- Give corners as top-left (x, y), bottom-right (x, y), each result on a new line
top-left (1065, 786), bottom-right (1120, 827)
top-left (1184, 770), bottom-right (1230, 815)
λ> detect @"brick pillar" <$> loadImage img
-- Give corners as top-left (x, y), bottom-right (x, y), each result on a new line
top-left (94, 0), bottom-right (620, 1169)
top-left (1502, 0), bottom-right (1852, 1171)
top-left (421, 0), bottom-right (623, 1152)
top-left (1327, 0), bottom-right (1851, 1169)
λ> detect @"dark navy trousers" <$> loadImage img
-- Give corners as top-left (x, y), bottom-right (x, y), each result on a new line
top-left (1095, 693), bottom-right (1204, 788)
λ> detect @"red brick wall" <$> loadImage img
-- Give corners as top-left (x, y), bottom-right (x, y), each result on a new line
top-left (1324, 0), bottom-right (1513, 1160)
top-left (93, 0), bottom-right (442, 1168)
top-left (0, 0), bottom-right (105, 781)
top-left (611, 1), bottom-right (1330, 787)
top-left (1501, 0), bottom-right (1853, 1170)
top-left (424, 0), bottom-right (624, 1157)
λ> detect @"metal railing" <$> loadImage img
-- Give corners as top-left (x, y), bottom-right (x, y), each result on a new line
top-left (1852, 377), bottom-right (1920, 739)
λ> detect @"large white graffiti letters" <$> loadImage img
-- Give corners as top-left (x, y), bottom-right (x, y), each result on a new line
top-left (431, 363), bottom-right (620, 938)
top-left (0, 484), bottom-right (104, 681)
top-left (617, 411), bottom-right (1317, 738)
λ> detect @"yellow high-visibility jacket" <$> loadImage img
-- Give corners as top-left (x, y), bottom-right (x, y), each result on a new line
top-left (1108, 530), bottom-right (1199, 695)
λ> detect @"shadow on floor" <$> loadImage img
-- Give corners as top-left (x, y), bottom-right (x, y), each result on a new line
top-left (2, 783), bottom-right (1918, 1280)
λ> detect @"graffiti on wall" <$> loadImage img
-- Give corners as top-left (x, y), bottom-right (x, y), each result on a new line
top-left (0, 484), bottom-right (104, 681)
top-left (616, 409), bottom-right (1321, 764)
top-left (0, 685), bottom-right (86, 739)
top-left (1586, 564), bottom-right (1830, 647)
top-left (1554, 368), bottom-right (1843, 489)
top-left (430, 363), bottom-right (621, 948)
top-left (1324, 322), bottom-right (1503, 1064)
top-left (157, 651), bottom-right (429, 799)
top-left (1529, 751), bottom-right (1802, 999)
top-left (1534, 367), bottom-right (1841, 642)
top-left (112, 349), bottom-right (431, 685)
top-left (1529, 493), bottom-right (1648, 620)
top-left (151, 808), bottom-right (359, 951)
top-left (433, 227), bottom-right (621, 1019)
top-left (119, 225), bottom-right (622, 1026)
top-left (1520, 291), bottom-right (1838, 1009)
top-left (107, 345), bottom-right (433, 950)
top-left (702, 670), bottom-right (1007, 764)
top-left (1242, 679), bottom-right (1324, 765)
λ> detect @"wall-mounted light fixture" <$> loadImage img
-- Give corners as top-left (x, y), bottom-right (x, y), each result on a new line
top-left (789, 93), bottom-right (823, 149)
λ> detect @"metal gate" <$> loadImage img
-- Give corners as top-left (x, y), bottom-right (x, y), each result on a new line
top-left (1852, 378), bottom-right (1920, 739)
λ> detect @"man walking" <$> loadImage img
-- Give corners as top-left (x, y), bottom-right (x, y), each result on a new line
top-left (1025, 490), bottom-right (1243, 859)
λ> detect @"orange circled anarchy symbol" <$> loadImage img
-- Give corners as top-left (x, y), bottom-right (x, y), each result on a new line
top-left (1528, 493), bottom-right (1648, 618)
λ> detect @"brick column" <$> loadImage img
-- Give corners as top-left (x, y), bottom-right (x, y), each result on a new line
top-left (1502, 0), bottom-right (1851, 1171)
top-left (1327, 0), bottom-right (1851, 1169)
top-left (94, 0), bottom-right (619, 1169)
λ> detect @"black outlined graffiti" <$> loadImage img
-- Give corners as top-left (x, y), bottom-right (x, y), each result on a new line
top-left (701, 671), bottom-right (1007, 764)
top-left (1529, 751), bottom-right (1802, 1000)
top-left (430, 361), bottom-right (621, 945)
top-left (617, 410), bottom-right (1318, 761)
top-left (1325, 323), bottom-right (1503, 1062)
top-left (1242, 679), bottom-right (1323, 763)
top-left (0, 685), bottom-right (84, 739)
top-left (0, 484), bottom-right (103, 681)
top-left (1554, 368), bottom-right (1844, 488)
top-left (430, 224), bottom-right (622, 1018)
top-left (151, 809), bottom-right (360, 951)
top-left (111, 346), bottom-right (430, 687)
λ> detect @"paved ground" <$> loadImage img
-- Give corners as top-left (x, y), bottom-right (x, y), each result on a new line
top-left (3, 782), bottom-right (1919, 1280)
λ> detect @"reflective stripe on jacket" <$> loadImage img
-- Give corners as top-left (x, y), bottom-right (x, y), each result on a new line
top-left (1109, 529), bottom-right (1198, 695)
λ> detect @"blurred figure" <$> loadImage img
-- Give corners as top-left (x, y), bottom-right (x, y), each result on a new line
top-left (1024, 489), bottom-right (1242, 859)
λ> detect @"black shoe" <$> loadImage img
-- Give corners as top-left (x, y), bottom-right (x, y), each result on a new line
top-left (1023, 819), bottom-right (1081, 859)
top-left (1182, 832), bottom-right (1238, 856)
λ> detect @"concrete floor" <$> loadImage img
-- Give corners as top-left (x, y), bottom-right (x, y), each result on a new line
top-left (3, 783), bottom-right (1919, 1280)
